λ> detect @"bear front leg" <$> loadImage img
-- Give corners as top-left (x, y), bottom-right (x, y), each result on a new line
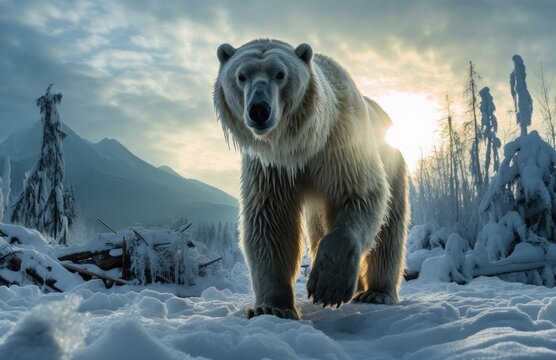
top-left (240, 159), bottom-right (303, 320)
top-left (307, 192), bottom-right (388, 308)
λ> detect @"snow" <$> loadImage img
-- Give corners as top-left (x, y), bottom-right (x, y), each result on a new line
top-left (1, 224), bottom-right (555, 358)
top-left (0, 275), bottom-right (556, 359)
top-left (510, 55), bottom-right (533, 135)
top-left (1, 226), bottom-right (556, 359)
top-left (408, 129), bottom-right (556, 286)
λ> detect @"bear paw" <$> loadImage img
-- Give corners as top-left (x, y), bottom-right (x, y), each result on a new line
top-left (307, 233), bottom-right (360, 308)
top-left (352, 291), bottom-right (398, 305)
top-left (247, 304), bottom-right (300, 320)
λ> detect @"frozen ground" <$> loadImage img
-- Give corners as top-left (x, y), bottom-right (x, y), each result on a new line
top-left (0, 263), bottom-right (555, 360)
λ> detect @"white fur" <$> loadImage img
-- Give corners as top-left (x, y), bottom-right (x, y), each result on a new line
top-left (214, 39), bottom-right (409, 319)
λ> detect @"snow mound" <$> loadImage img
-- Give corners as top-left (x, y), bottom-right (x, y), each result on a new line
top-left (1, 275), bottom-right (556, 359)
top-left (0, 294), bottom-right (85, 360)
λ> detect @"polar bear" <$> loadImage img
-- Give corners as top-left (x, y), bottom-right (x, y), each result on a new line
top-left (213, 39), bottom-right (409, 320)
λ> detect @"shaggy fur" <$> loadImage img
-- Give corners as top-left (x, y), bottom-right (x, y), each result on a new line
top-left (213, 39), bottom-right (409, 320)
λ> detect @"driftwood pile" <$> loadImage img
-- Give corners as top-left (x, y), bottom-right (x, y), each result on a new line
top-left (0, 220), bottom-right (222, 292)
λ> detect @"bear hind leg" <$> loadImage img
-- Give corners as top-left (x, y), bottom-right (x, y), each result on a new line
top-left (354, 160), bottom-right (409, 305)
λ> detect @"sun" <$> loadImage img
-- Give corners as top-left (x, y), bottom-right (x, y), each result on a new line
top-left (375, 92), bottom-right (441, 172)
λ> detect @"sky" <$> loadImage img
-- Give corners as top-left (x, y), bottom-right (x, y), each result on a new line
top-left (0, 0), bottom-right (555, 198)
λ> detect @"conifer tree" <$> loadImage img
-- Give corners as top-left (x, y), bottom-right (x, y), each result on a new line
top-left (479, 87), bottom-right (501, 187)
top-left (0, 177), bottom-right (4, 222)
top-left (11, 85), bottom-right (71, 245)
top-left (464, 61), bottom-right (483, 194)
top-left (510, 55), bottom-right (533, 136)
top-left (2, 156), bottom-right (10, 220)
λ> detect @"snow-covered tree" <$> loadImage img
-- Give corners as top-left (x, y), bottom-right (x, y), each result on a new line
top-left (476, 131), bottom-right (556, 283)
top-left (475, 56), bottom-right (555, 286)
top-left (411, 95), bottom-right (478, 242)
top-left (464, 61), bottom-right (483, 194)
top-left (11, 85), bottom-right (71, 245)
top-left (2, 156), bottom-right (10, 220)
top-left (479, 87), bottom-right (501, 187)
top-left (410, 56), bottom-right (556, 286)
top-left (63, 182), bottom-right (77, 228)
top-left (0, 177), bottom-right (4, 222)
top-left (510, 55), bottom-right (533, 136)
top-left (535, 65), bottom-right (556, 147)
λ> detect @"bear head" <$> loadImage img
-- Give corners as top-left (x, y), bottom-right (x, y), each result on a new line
top-left (214, 39), bottom-right (327, 171)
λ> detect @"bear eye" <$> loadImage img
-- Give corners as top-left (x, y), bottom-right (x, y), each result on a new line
top-left (238, 74), bottom-right (246, 82)
top-left (276, 71), bottom-right (285, 80)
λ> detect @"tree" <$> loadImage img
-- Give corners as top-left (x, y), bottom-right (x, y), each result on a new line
top-left (510, 55), bottom-right (533, 136)
top-left (0, 177), bottom-right (3, 222)
top-left (535, 65), bottom-right (556, 147)
top-left (2, 156), bottom-right (10, 220)
top-left (446, 96), bottom-right (460, 219)
top-left (479, 87), bottom-right (501, 187)
top-left (11, 85), bottom-right (72, 245)
top-left (475, 55), bottom-right (555, 286)
top-left (464, 61), bottom-right (483, 194)
top-left (63, 182), bottom-right (77, 228)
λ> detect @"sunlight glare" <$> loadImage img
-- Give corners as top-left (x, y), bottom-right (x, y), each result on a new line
top-left (376, 92), bottom-right (440, 172)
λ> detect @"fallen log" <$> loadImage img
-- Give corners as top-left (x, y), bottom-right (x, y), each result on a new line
top-left (405, 260), bottom-right (556, 282)
top-left (25, 267), bottom-right (62, 292)
top-left (472, 261), bottom-right (552, 277)
top-left (61, 262), bottom-right (129, 287)
top-left (58, 249), bottom-right (123, 271)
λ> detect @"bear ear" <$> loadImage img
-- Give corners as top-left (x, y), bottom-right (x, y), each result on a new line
top-left (295, 43), bottom-right (313, 64)
top-left (217, 43), bottom-right (236, 64)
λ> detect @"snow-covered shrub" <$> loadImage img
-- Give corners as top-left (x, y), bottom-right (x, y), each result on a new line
top-left (476, 131), bottom-right (556, 286)
top-left (444, 233), bottom-right (472, 283)
top-left (475, 211), bottom-right (526, 262)
top-left (405, 224), bottom-right (462, 277)
top-left (120, 227), bottom-right (201, 285)
top-left (193, 222), bottom-right (242, 269)
top-left (408, 226), bottom-right (472, 283)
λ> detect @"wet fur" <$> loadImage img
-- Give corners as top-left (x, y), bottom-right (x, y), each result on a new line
top-left (214, 39), bottom-right (409, 319)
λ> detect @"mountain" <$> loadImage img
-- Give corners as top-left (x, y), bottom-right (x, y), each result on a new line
top-left (158, 165), bottom-right (183, 178)
top-left (0, 122), bottom-right (238, 231)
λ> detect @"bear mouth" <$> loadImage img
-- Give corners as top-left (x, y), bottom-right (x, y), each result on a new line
top-left (248, 102), bottom-right (271, 127)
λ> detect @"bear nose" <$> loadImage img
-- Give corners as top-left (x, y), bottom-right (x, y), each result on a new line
top-left (248, 102), bottom-right (271, 125)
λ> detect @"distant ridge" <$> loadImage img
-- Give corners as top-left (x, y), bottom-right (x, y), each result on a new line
top-left (0, 122), bottom-right (238, 231)
top-left (158, 165), bottom-right (184, 178)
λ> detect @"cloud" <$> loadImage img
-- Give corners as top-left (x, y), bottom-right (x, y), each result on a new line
top-left (1, 0), bottom-right (555, 197)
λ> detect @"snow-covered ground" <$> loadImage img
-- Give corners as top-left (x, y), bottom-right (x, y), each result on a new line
top-left (1, 263), bottom-right (555, 360)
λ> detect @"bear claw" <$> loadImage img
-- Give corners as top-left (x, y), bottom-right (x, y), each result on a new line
top-left (352, 291), bottom-right (398, 305)
top-left (307, 266), bottom-right (357, 308)
top-left (247, 305), bottom-right (299, 320)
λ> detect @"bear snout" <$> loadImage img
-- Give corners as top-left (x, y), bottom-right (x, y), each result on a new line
top-left (248, 102), bottom-right (271, 126)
